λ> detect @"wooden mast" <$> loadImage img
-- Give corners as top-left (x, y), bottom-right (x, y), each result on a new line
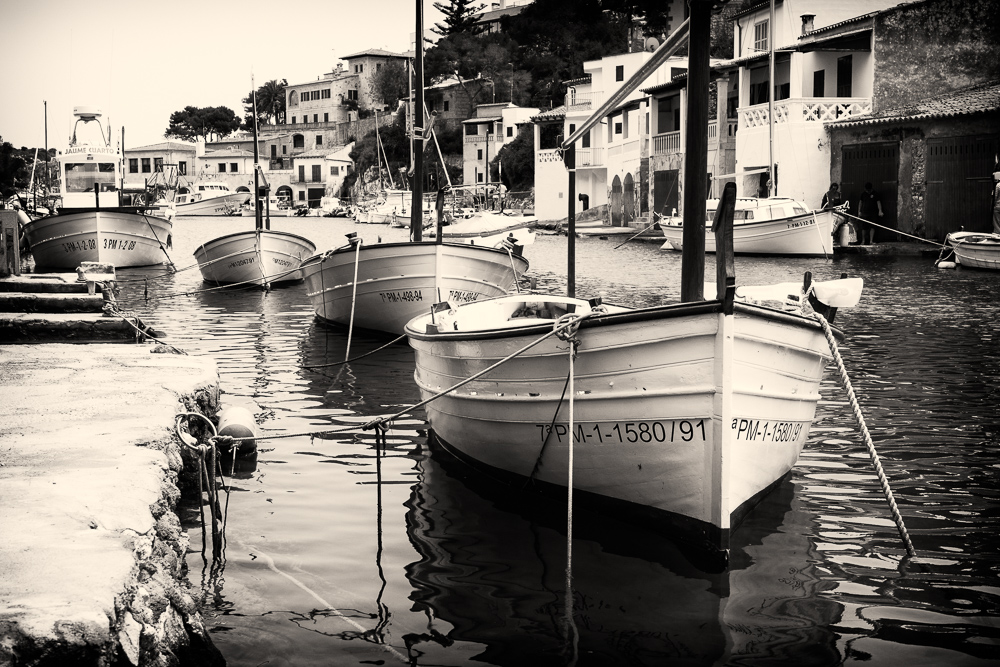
top-left (680, 0), bottom-right (713, 302)
top-left (410, 0), bottom-right (425, 241)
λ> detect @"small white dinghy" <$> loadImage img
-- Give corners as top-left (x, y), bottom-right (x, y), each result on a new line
top-left (941, 231), bottom-right (1000, 270)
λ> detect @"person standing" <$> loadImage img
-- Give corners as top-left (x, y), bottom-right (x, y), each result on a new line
top-left (821, 182), bottom-right (844, 209)
top-left (857, 182), bottom-right (883, 245)
top-left (992, 171), bottom-right (1000, 235)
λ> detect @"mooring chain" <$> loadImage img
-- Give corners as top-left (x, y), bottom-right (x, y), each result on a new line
top-left (813, 312), bottom-right (916, 557)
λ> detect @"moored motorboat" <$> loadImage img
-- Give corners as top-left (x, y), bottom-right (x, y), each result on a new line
top-left (660, 197), bottom-right (840, 256)
top-left (193, 82), bottom-right (315, 287)
top-left (942, 231), bottom-right (1000, 270)
top-left (428, 211), bottom-right (537, 248)
top-left (193, 229), bottom-right (316, 286)
top-left (299, 239), bottom-right (528, 334)
top-left (21, 107), bottom-right (174, 270)
top-left (403, 8), bottom-right (866, 560)
top-left (174, 180), bottom-right (250, 216)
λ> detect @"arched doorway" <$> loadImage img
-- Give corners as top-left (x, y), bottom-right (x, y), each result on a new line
top-left (610, 176), bottom-right (623, 227)
top-left (623, 173), bottom-right (635, 225)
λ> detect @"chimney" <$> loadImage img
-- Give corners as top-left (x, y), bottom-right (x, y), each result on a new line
top-left (801, 14), bottom-right (815, 35)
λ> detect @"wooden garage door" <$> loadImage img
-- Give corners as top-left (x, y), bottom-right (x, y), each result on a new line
top-left (653, 169), bottom-right (679, 219)
top-left (841, 142), bottom-right (898, 241)
top-left (926, 134), bottom-right (999, 240)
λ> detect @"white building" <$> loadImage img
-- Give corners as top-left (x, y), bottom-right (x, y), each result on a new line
top-left (462, 102), bottom-right (538, 187)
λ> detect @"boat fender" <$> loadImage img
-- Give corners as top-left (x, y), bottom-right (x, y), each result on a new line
top-left (935, 260), bottom-right (957, 269)
top-left (216, 406), bottom-right (258, 455)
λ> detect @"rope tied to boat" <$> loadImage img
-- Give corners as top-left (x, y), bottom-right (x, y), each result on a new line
top-left (813, 311), bottom-right (916, 557)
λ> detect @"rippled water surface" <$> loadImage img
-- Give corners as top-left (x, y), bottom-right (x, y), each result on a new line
top-left (116, 215), bottom-right (1000, 666)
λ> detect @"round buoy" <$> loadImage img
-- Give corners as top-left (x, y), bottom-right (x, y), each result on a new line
top-left (936, 261), bottom-right (957, 269)
top-left (217, 406), bottom-right (258, 455)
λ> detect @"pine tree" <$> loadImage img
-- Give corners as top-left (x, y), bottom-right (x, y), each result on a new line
top-left (432, 0), bottom-right (486, 36)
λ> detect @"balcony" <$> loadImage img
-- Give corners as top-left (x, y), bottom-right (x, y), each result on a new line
top-left (740, 97), bottom-right (872, 129)
top-left (465, 135), bottom-right (501, 144)
top-left (652, 120), bottom-right (738, 156)
top-left (565, 90), bottom-right (603, 111)
top-left (577, 147), bottom-right (605, 168)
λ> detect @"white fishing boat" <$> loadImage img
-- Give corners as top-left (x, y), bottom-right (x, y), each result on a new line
top-left (193, 84), bottom-right (315, 287)
top-left (299, 239), bottom-right (527, 334)
top-left (299, 7), bottom-right (527, 336)
top-left (428, 211), bottom-right (537, 248)
top-left (193, 229), bottom-right (316, 286)
top-left (403, 11), bottom-right (865, 558)
top-left (659, 197), bottom-right (840, 256)
top-left (22, 107), bottom-right (173, 270)
top-left (174, 180), bottom-right (250, 216)
top-left (943, 231), bottom-right (1000, 270)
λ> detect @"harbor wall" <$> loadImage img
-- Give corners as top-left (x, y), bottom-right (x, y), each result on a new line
top-left (0, 344), bottom-right (225, 666)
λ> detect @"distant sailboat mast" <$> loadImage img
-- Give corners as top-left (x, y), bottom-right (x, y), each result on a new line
top-left (411, 0), bottom-right (425, 241)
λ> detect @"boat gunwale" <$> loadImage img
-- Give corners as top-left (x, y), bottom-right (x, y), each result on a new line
top-left (192, 229), bottom-right (317, 256)
top-left (406, 299), bottom-right (844, 343)
top-left (299, 240), bottom-right (530, 271)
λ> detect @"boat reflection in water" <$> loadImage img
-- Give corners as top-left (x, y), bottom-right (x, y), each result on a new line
top-left (403, 441), bottom-right (849, 665)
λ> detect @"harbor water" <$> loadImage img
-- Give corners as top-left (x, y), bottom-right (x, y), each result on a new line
top-left (116, 214), bottom-right (1000, 666)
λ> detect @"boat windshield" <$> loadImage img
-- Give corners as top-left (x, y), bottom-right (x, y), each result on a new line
top-left (64, 162), bottom-right (117, 192)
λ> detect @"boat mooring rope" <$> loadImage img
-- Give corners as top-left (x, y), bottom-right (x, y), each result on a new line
top-left (839, 210), bottom-right (945, 248)
top-left (813, 312), bottom-right (916, 557)
top-left (345, 238), bottom-right (363, 361)
top-left (563, 323), bottom-right (580, 662)
top-left (303, 334), bottom-right (407, 369)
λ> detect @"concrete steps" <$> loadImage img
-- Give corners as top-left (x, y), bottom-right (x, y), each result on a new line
top-left (0, 270), bottom-right (148, 343)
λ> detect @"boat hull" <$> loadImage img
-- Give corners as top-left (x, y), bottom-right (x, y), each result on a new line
top-left (947, 232), bottom-right (1000, 270)
top-left (300, 242), bottom-right (529, 335)
top-left (406, 296), bottom-right (834, 552)
top-left (193, 230), bottom-right (316, 286)
top-left (661, 209), bottom-right (837, 256)
top-left (22, 208), bottom-right (173, 269)
top-left (176, 192), bottom-right (251, 216)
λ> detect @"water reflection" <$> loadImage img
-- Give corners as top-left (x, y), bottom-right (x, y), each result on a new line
top-left (114, 218), bottom-right (1000, 666)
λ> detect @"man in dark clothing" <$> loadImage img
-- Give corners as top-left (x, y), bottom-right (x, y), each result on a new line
top-left (821, 183), bottom-right (844, 210)
top-left (857, 182), bottom-right (883, 245)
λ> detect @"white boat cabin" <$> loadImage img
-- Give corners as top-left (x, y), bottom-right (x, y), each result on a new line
top-left (708, 197), bottom-right (811, 222)
top-left (59, 107), bottom-right (123, 210)
top-left (176, 181), bottom-right (237, 205)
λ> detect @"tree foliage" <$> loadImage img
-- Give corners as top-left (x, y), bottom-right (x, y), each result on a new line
top-left (432, 0), bottom-right (486, 36)
top-left (242, 79), bottom-right (287, 132)
top-left (370, 62), bottom-right (410, 110)
top-left (494, 126), bottom-right (534, 191)
top-left (165, 106), bottom-right (241, 142)
top-left (0, 138), bottom-right (27, 202)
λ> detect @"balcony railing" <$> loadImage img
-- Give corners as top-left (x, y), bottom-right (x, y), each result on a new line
top-left (565, 90), bottom-right (603, 111)
top-left (577, 147), bottom-right (605, 167)
top-left (740, 97), bottom-right (872, 128)
top-left (653, 131), bottom-right (681, 155)
top-left (464, 135), bottom-right (501, 144)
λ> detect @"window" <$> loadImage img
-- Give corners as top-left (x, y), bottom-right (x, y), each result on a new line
top-left (444, 100), bottom-right (450, 112)
top-left (289, 91), bottom-right (298, 106)
top-left (154, 158), bottom-right (163, 172)
top-left (477, 172), bottom-right (484, 183)
top-left (312, 165), bottom-right (321, 182)
top-left (141, 158), bottom-right (151, 173)
top-left (614, 122), bottom-right (622, 135)
top-left (582, 131), bottom-right (590, 148)
top-left (813, 70), bottom-right (825, 97)
top-left (347, 89), bottom-right (358, 101)
top-left (507, 126), bottom-right (513, 137)
top-left (230, 163), bottom-right (238, 173)
top-left (376, 63), bottom-right (381, 71)
top-left (298, 190), bottom-right (305, 200)
top-left (178, 161), bottom-right (186, 175)
top-left (64, 162), bottom-right (116, 192)
top-left (478, 149), bottom-right (483, 160)
top-left (291, 116), bottom-right (296, 124)
top-left (271, 145), bottom-right (277, 157)
top-left (298, 165), bottom-right (305, 182)
top-left (569, 123), bottom-right (576, 135)
top-left (313, 114), bottom-right (318, 123)
top-left (293, 135), bottom-right (305, 149)
top-left (129, 158), bottom-right (138, 173)
top-left (282, 145), bottom-right (287, 155)
top-left (836, 55), bottom-right (853, 97)
top-left (218, 163), bottom-right (226, 173)
top-left (321, 89), bottom-right (331, 99)
top-left (330, 165), bottom-right (339, 176)
top-left (324, 113), bottom-right (329, 122)
top-left (616, 65), bottom-right (624, 81)
top-left (754, 20), bottom-right (768, 52)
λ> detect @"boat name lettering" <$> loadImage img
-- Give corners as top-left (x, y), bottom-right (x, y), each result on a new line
top-left (65, 147), bottom-right (116, 155)
top-left (731, 418), bottom-right (804, 443)
top-left (272, 258), bottom-right (292, 267)
top-left (448, 290), bottom-right (481, 303)
top-left (380, 290), bottom-right (423, 303)
top-left (62, 239), bottom-right (98, 253)
top-left (785, 219), bottom-right (815, 230)
top-left (535, 420), bottom-right (706, 445)
top-left (103, 238), bottom-right (136, 251)
top-left (229, 257), bottom-right (255, 268)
